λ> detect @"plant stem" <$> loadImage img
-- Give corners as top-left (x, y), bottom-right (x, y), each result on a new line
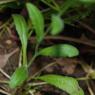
top-left (28, 82), bottom-right (46, 87)
top-left (28, 62), bottom-right (56, 81)
top-left (59, 0), bottom-right (77, 16)
top-left (28, 53), bottom-right (38, 68)
top-left (52, 0), bottom-right (60, 11)
top-left (41, 0), bottom-right (59, 11)
top-left (77, 77), bottom-right (90, 80)
top-left (28, 18), bottom-right (54, 68)
top-left (28, 25), bottom-right (47, 68)
top-left (23, 46), bottom-right (27, 67)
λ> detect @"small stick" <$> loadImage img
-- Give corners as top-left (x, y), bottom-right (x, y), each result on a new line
top-left (0, 89), bottom-right (11, 95)
top-left (28, 62), bottom-right (56, 81)
top-left (30, 36), bottom-right (95, 47)
top-left (0, 68), bottom-right (10, 79)
top-left (0, 80), bottom-right (8, 84)
top-left (77, 21), bottom-right (95, 35)
top-left (86, 81), bottom-right (94, 95)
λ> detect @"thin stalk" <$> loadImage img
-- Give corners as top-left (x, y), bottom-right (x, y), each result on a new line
top-left (52, 0), bottom-right (60, 11)
top-left (41, 0), bottom-right (59, 11)
top-left (28, 39), bottom-right (42, 68)
top-left (28, 36), bottom-right (43, 68)
top-left (28, 25), bottom-right (52, 68)
top-left (32, 62), bottom-right (56, 78)
top-left (28, 26), bottom-right (48, 67)
top-left (59, 0), bottom-right (77, 16)
top-left (22, 46), bottom-right (27, 67)
top-left (28, 62), bottom-right (56, 81)
top-left (35, 42), bottom-right (41, 54)
top-left (77, 77), bottom-right (90, 81)
top-left (86, 81), bottom-right (94, 95)
top-left (28, 82), bottom-right (46, 87)
top-left (28, 53), bottom-right (38, 68)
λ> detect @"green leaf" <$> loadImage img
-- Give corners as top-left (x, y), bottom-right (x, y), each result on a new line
top-left (26, 3), bottom-right (44, 42)
top-left (51, 14), bottom-right (64, 35)
top-left (39, 44), bottom-right (79, 57)
top-left (12, 14), bottom-right (28, 47)
top-left (13, 14), bottom-right (28, 66)
top-left (9, 66), bottom-right (28, 88)
top-left (37, 74), bottom-right (84, 95)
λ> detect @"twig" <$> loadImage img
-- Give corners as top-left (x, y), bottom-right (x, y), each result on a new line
top-left (86, 81), bottom-right (94, 95)
top-left (0, 68), bottom-right (10, 79)
top-left (30, 36), bottom-right (95, 47)
top-left (0, 80), bottom-right (8, 84)
top-left (0, 89), bottom-right (11, 95)
top-left (28, 62), bottom-right (56, 81)
top-left (29, 90), bottom-right (35, 95)
top-left (77, 21), bottom-right (95, 35)
top-left (29, 82), bottom-right (46, 87)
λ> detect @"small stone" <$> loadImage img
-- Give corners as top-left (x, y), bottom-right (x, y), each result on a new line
top-left (5, 40), bottom-right (12, 45)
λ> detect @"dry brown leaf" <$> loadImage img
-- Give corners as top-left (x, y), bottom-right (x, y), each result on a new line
top-left (55, 58), bottom-right (78, 74)
top-left (0, 48), bottom-right (19, 68)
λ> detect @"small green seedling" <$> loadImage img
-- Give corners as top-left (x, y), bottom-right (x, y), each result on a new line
top-left (8, 2), bottom-right (84, 95)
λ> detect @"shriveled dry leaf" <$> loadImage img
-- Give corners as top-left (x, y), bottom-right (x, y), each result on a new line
top-left (55, 58), bottom-right (78, 74)
top-left (0, 48), bottom-right (19, 68)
